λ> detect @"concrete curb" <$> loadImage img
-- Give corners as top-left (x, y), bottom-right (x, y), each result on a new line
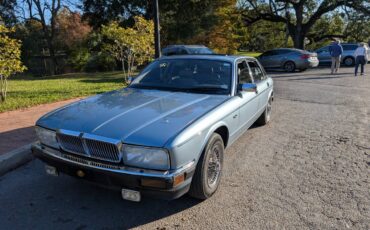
top-left (0, 143), bottom-right (34, 176)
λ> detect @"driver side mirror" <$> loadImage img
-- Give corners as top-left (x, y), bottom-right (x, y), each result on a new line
top-left (127, 76), bottom-right (135, 85)
top-left (238, 83), bottom-right (257, 93)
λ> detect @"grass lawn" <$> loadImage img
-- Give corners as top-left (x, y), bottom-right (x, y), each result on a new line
top-left (236, 51), bottom-right (262, 57)
top-left (0, 72), bottom-right (127, 113)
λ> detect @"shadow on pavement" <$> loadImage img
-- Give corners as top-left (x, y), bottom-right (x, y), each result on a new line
top-left (0, 159), bottom-right (202, 229)
top-left (0, 126), bottom-right (36, 154)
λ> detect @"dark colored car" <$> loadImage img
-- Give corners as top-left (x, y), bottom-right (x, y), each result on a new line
top-left (162, 45), bottom-right (214, 56)
top-left (258, 48), bottom-right (319, 72)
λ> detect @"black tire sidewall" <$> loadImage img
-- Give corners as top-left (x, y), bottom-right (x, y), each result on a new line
top-left (284, 61), bottom-right (295, 72)
top-left (201, 134), bottom-right (224, 196)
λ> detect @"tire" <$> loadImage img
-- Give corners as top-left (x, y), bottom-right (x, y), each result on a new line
top-left (256, 96), bottom-right (272, 126)
top-left (343, 57), bottom-right (355, 67)
top-left (284, 61), bottom-right (296, 72)
top-left (188, 133), bottom-right (224, 200)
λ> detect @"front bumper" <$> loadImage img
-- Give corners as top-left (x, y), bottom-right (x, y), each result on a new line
top-left (32, 143), bottom-right (195, 200)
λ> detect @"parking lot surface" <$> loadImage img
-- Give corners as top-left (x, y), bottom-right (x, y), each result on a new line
top-left (0, 66), bottom-right (369, 229)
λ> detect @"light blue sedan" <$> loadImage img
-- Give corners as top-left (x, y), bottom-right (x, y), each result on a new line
top-left (32, 55), bottom-right (274, 201)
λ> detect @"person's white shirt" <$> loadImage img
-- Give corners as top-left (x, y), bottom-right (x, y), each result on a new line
top-left (354, 46), bottom-right (367, 57)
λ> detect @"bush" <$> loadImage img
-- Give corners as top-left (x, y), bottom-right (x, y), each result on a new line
top-left (69, 47), bottom-right (90, 72)
top-left (84, 52), bottom-right (116, 72)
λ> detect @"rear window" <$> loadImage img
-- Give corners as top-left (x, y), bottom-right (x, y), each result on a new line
top-left (343, 45), bottom-right (358, 51)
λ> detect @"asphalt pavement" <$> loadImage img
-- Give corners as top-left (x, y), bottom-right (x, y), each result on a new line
top-left (0, 66), bottom-right (369, 229)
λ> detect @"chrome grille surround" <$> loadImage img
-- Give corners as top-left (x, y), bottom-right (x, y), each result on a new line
top-left (56, 129), bottom-right (122, 163)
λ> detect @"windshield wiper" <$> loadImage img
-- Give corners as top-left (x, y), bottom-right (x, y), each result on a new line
top-left (183, 85), bottom-right (229, 93)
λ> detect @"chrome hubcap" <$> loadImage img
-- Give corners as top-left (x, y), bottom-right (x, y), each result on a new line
top-left (207, 145), bottom-right (221, 188)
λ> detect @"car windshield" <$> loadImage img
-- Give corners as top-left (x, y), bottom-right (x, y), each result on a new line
top-left (187, 47), bottom-right (214, 54)
top-left (130, 59), bottom-right (232, 94)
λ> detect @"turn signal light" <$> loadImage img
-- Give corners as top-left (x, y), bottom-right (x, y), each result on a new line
top-left (173, 173), bottom-right (185, 187)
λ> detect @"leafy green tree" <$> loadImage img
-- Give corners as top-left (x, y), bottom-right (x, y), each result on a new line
top-left (239, 0), bottom-right (370, 49)
top-left (101, 16), bottom-right (154, 81)
top-left (0, 25), bottom-right (26, 101)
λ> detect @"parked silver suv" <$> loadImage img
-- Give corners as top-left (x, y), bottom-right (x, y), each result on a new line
top-left (316, 43), bottom-right (370, 66)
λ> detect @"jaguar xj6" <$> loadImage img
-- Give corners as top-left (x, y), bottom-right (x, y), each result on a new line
top-left (32, 55), bottom-right (273, 201)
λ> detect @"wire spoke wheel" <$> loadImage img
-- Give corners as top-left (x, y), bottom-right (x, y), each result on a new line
top-left (207, 145), bottom-right (222, 188)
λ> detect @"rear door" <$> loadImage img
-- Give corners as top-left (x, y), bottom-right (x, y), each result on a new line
top-left (258, 51), bottom-right (276, 68)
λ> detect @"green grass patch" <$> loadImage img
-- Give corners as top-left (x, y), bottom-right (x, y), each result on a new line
top-left (0, 72), bottom-right (128, 113)
top-left (236, 51), bottom-right (262, 57)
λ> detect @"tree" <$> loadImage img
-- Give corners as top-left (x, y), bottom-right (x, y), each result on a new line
top-left (22, 0), bottom-right (65, 75)
top-left (82, 0), bottom-right (150, 29)
top-left (0, 0), bottom-right (17, 26)
top-left (55, 8), bottom-right (92, 51)
top-left (101, 16), bottom-right (154, 82)
top-left (239, 0), bottom-right (370, 49)
top-left (0, 25), bottom-right (26, 101)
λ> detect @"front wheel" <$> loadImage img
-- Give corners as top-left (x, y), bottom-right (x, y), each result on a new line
top-left (343, 57), bottom-right (355, 66)
top-left (256, 96), bottom-right (272, 126)
top-left (188, 133), bottom-right (224, 200)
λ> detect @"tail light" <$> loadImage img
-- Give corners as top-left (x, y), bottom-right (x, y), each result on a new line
top-left (300, 54), bottom-right (310, 59)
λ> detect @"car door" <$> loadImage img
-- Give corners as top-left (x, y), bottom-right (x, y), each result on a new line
top-left (236, 59), bottom-right (259, 132)
top-left (246, 60), bottom-right (269, 113)
top-left (316, 46), bottom-right (331, 63)
top-left (258, 51), bottom-right (275, 68)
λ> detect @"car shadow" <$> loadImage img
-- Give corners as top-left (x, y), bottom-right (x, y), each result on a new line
top-left (0, 158), bottom-right (202, 229)
top-left (0, 126), bottom-right (36, 154)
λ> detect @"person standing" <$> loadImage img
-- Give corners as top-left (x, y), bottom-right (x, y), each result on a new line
top-left (354, 42), bottom-right (368, 76)
top-left (329, 40), bottom-right (343, 74)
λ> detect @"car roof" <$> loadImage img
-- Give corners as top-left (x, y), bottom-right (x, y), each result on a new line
top-left (164, 45), bottom-right (208, 49)
top-left (158, 54), bottom-right (254, 62)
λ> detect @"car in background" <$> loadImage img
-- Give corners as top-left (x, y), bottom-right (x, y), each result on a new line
top-left (315, 43), bottom-right (370, 66)
top-left (257, 48), bottom-right (319, 72)
top-left (162, 45), bottom-right (214, 56)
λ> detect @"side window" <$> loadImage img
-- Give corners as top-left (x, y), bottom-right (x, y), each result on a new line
top-left (247, 61), bottom-right (265, 82)
top-left (343, 45), bottom-right (358, 51)
top-left (237, 61), bottom-right (253, 84)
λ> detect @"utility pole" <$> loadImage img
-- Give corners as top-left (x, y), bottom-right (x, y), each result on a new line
top-left (153, 0), bottom-right (161, 58)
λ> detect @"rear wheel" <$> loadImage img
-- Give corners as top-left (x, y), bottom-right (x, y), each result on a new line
top-left (188, 133), bottom-right (224, 200)
top-left (284, 61), bottom-right (296, 72)
top-left (343, 57), bottom-right (355, 66)
top-left (256, 96), bottom-right (272, 126)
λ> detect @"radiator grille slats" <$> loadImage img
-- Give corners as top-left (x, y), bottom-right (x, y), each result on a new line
top-left (56, 132), bottom-right (121, 163)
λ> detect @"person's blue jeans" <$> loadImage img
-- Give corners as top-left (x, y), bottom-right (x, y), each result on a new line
top-left (355, 56), bottom-right (366, 76)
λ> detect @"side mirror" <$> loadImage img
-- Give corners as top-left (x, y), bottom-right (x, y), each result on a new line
top-left (238, 83), bottom-right (257, 93)
top-left (127, 76), bottom-right (134, 85)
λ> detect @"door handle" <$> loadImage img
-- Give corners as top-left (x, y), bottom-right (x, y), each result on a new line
top-left (233, 114), bottom-right (238, 119)
top-left (267, 82), bottom-right (270, 87)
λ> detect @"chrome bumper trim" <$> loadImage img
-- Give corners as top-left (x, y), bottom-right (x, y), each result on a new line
top-left (33, 143), bottom-right (195, 179)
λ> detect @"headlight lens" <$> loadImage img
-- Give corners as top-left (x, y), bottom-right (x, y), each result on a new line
top-left (122, 145), bottom-right (170, 170)
top-left (35, 126), bottom-right (59, 149)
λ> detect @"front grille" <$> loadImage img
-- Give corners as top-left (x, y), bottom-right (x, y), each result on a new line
top-left (57, 133), bottom-right (85, 155)
top-left (63, 154), bottom-right (121, 170)
top-left (85, 139), bottom-right (120, 162)
top-left (56, 131), bottom-right (121, 163)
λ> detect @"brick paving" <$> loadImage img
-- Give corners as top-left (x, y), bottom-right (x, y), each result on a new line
top-left (0, 98), bottom-right (82, 155)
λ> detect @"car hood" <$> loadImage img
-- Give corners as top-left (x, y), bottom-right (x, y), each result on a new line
top-left (37, 88), bottom-right (229, 147)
